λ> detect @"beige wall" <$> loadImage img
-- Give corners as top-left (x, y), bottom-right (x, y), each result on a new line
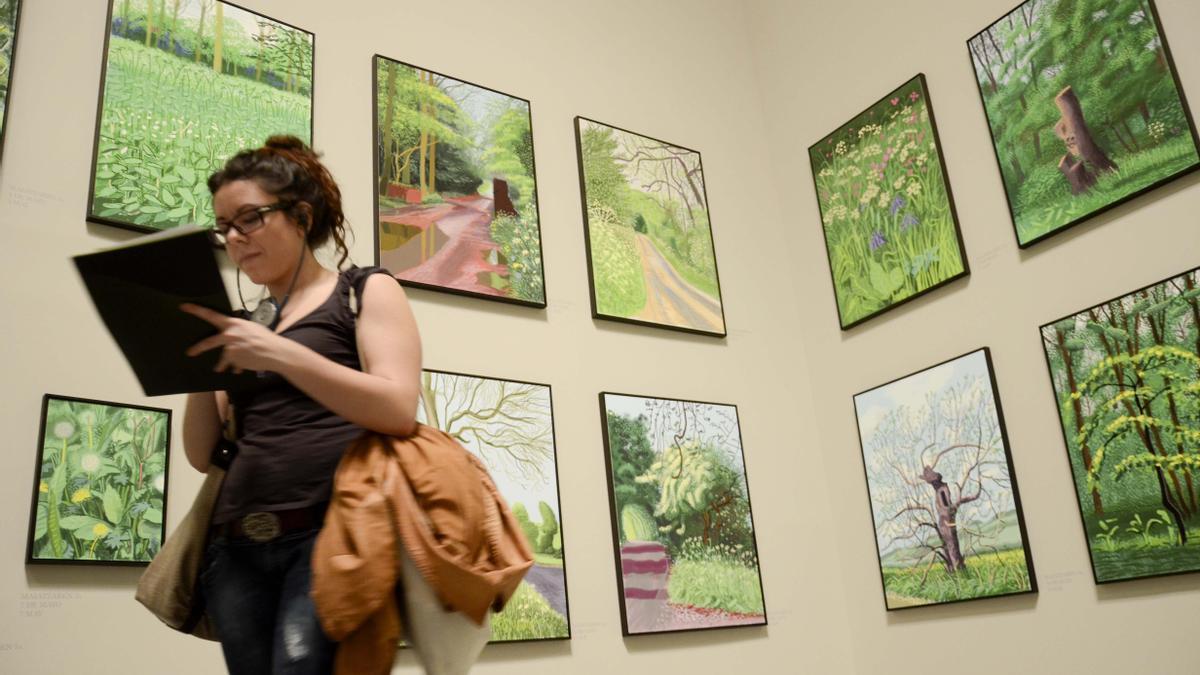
top-left (0, 0), bottom-right (851, 673)
top-left (745, 0), bottom-right (1200, 673)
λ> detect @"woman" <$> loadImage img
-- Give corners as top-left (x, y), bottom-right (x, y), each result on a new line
top-left (181, 135), bottom-right (422, 674)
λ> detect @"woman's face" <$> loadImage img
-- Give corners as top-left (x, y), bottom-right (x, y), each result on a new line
top-left (212, 179), bottom-right (305, 286)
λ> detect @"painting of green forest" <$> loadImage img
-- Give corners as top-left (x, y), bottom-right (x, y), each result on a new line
top-left (1041, 268), bottom-right (1200, 583)
top-left (809, 74), bottom-right (968, 329)
top-left (854, 349), bottom-right (1036, 609)
top-left (601, 393), bottom-right (765, 634)
top-left (89, 0), bottom-right (313, 233)
top-left (576, 118), bottom-right (726, 336)
top-left (968, 0), bottom-right (1200, 247)
top-left (0, 0), bottom-right (22, 158)
top-left (374, 56), bottom-right (544, 306)
top-left (27, 395), bottom-right (171, 565)
top-left (417, 370), bottom-right (568, 642)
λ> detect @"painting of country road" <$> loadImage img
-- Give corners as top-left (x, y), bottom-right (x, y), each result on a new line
top-left (374, 56), bottom-right (545, 307)
top-left (417, 370), bottom-right (568, 642)
top-left (853, 349), bottom-right (1037, 610)
top-left (968, 0), bottom-right (1200, 247)
top-left (575, 117), bottom-right (726, 336)
top-left (89, 0), bottom-right (313, 233)
top-left (600, 393), bottom-right (766, 635)
top-left (1040, 267), bottom-right (1200, 583)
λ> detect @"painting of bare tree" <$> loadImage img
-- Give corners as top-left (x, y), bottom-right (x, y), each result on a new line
top-left (968, 0), bottom-right (1199, 247)
top-left (575, 117), bottom-right (726, 336)
top-left (853, 348), bottom-right (1036, 609)
top-left (1041, 267), bottom-right (1200, 583)
top-left (417, 369), bottom-right (568, 642)
top-left (600, 393), bottom-right (765, 634)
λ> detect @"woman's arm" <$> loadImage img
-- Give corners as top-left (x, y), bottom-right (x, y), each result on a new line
top-left (182, 390), bottom-right (228, 472)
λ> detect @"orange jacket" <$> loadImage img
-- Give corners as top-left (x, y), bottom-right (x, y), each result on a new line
top-left (310, 425), bottom-right (533, 675)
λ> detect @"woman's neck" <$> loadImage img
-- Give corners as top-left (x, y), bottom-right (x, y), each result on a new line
top-left (266, 248), bottom-right (331, 302)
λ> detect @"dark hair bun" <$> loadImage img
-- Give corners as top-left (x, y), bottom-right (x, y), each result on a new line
top-left (263, 134), bottom-right (310, 153)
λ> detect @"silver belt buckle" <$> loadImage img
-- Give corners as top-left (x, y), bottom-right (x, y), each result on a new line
top-left (241, 512), bottom-right (281, 542)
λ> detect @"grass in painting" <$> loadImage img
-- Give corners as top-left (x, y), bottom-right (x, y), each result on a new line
top-left (883, 548), bottom-right (1032, 607)
top-left (587, 206), bottom-right (647, 317)
top-left (668, 545), bottom-right (764, 615)
top-left (811, 78), bottom-right (964, 327)
top-left (489, 581), bottom-right (568, 641)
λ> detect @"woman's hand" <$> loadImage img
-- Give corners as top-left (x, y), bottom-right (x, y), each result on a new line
top-left (181, 303), bottom-right (296, 374)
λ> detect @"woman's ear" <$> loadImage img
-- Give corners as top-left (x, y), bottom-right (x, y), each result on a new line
top-left (294, 202), bottom-right (314, 232)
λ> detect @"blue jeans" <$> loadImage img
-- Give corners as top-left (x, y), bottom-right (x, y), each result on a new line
top-left (200, 528), bottom-right (336, 675)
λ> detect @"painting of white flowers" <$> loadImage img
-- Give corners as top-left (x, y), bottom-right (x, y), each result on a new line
top-left (27, 395), bottom-right (171, 565)
top-left (853, 348), bottom-right (1037, 609)
top-left (809, 74), bottom-right (968, 330)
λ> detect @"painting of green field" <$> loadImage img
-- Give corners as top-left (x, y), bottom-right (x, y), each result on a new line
top-left (0, 0), bottom-right (22, 159)
top-left (854, 349), bottom-right (1036, 609)
top-left (576, 118), bottom-right (726, 336)
top-left (601, 393), bottom-right (765, 634)
top-left (89, 0), bottom-right (313, 233)
top-left (374, 57), bottom-right (545, 306)
top-left (417, 370), bottom-right (568, 642)
top-left (27, 395), bottom-right (171, 565)
top-left (809, 74), bottom-right (967, 330)
top-left (1041, 267), bottom-right (1200, 583)
top-left (969, 0), bottom-right (1200, 247)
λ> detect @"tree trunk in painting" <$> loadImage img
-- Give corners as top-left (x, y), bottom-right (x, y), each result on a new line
top-left (493, 179), bottom-right (518, 217)
top-left (1053, 86), bottom-right (1117, 195)
top-left (621, 541), bottom-right (669, 633)
top-left (377, 61), bottom-right (398, 197)
top-left (922, 466), bottom-right (966, 573)
top-left (144, 0), bottom-right (154, 48)
top-left (195, 1), bottom-right (208, 64)
top-left (212, 2), bottom-right (224, 74)
top-left (1056, 326), bottom-right (1103, 516)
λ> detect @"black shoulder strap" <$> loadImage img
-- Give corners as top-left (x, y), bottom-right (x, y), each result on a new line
top-left (344, 266), bottom-right (395, 319)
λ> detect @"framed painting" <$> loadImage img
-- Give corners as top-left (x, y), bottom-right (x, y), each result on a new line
top-left (575, 117), bottom-right (727, 337)
top-left (418, 369), bottom-right (568, 642)
top-left (26, 394), bottom-right (171, 566)
top-left (968, 0), bottom-right (1200, 248)
top-left (808, 73), bottom-right (969, 330)
top-left (373, 56), bottom-right (546, 307)
top-left (0, 0), bottom-right (23, 163)
top-left (853, 348), bottom-right (1037, 609)
top-left (599, 392), bottom-right (766, 634)
top-left (88, 0), bottom-right (314, 233)
top-left (1040, 266), bottom-right (1200, 583)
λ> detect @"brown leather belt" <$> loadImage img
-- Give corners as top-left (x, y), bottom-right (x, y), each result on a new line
top-left (212, 503), bottom-right (329, 543)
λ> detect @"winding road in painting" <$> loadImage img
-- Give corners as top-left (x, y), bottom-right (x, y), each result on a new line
top-left (632, 234), bottom-right (723, 333)
top-left (379, 195), bottom-right (507, 296)
top-left (523, 564), bottom-right (567, 618)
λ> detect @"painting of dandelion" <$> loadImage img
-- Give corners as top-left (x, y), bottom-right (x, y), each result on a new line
top-left (417, 370), bottom-right (569, 642)
top-left (969, 0), bottom-right (1200, 247)
top-left (1040, 267), bottom-right (1200, 583)
top-left (26, 395), bottom-right (171, 565)
top-left (88, 0), bottom-right (314, 233)
top-left (809, 74), bottom-right (968, 330)
top-left (374, 56), bottom-right (545, 307)
top-left (0, 0), bottom-right (23, 161)
top-left (600, 393), bottom-right (766, 635)
top-left (853, 349), bottom-right (1037, 609)
top-left (576, 117), bottom-right (726, 337)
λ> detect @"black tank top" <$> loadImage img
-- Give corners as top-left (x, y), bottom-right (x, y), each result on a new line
top-left (213, 266), bottom-right (392, 524)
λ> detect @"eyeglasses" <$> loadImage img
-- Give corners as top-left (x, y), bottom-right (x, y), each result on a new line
top-left (210, 201), bottom-right (294, 246)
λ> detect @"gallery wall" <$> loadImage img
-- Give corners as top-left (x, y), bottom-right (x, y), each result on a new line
top-left (0, 0), bottom-right (853, 673)
top-left (745, 0), bottom-right (1200, 673)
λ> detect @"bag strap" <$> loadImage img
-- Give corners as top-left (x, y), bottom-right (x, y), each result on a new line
top-left (209, 399), bottom-right (238, 470)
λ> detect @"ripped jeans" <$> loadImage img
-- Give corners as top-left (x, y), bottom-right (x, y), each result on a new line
top-left (200, 528), bottom-right (336, 675)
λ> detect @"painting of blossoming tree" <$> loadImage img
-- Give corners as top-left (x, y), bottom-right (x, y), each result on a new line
top-left (27, 395), bottom-right (171, 565)
top-left (808, 74), bottom-right (968, 330)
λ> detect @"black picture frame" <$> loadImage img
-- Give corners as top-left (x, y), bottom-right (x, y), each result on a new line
top-left (851, 347), bottom-right (1038, 611)
top-left (420, 368), bottom-right (570, 643)
top-left (0, 0), bottom-right (25, 165)
top-left (575, 117), bottom-right (728, 338)
top-left (372, 55), bottom-right (548, 309)
top-left (967, 0), bottom-right (1200, 249)
top-left (86, 0), bottom-right (316, 234)
top-left (1038, 265), bottom-right (1200, 584)
top-left (807, 73), bottom-right (970, 331)
top-left (26, 393), bottom-right (173, 567)
top-left (598, 391), bottom-right (767, 635)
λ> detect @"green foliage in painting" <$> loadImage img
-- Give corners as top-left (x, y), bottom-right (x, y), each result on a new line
top-left (1041, 268), bottom-right (1200, 581)
top-left (809, 76), bottom-right (966, 327)
top-left (31, 398), bottom-right (169, 563)
top-left (0, 0), bottom-right (19, 142)
top-left (882, 549), bottom-right (1033, 608)
top-left (621, 503), bottom-right (658, 543)
top-left (489, 581), bottom-right (568, 641)
top-left (536, 501), bottom-right (559, 554)
top-left (92, 2), bottom-right (312, 231)
top-left (969, 0), bottom-right (1200, 245)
